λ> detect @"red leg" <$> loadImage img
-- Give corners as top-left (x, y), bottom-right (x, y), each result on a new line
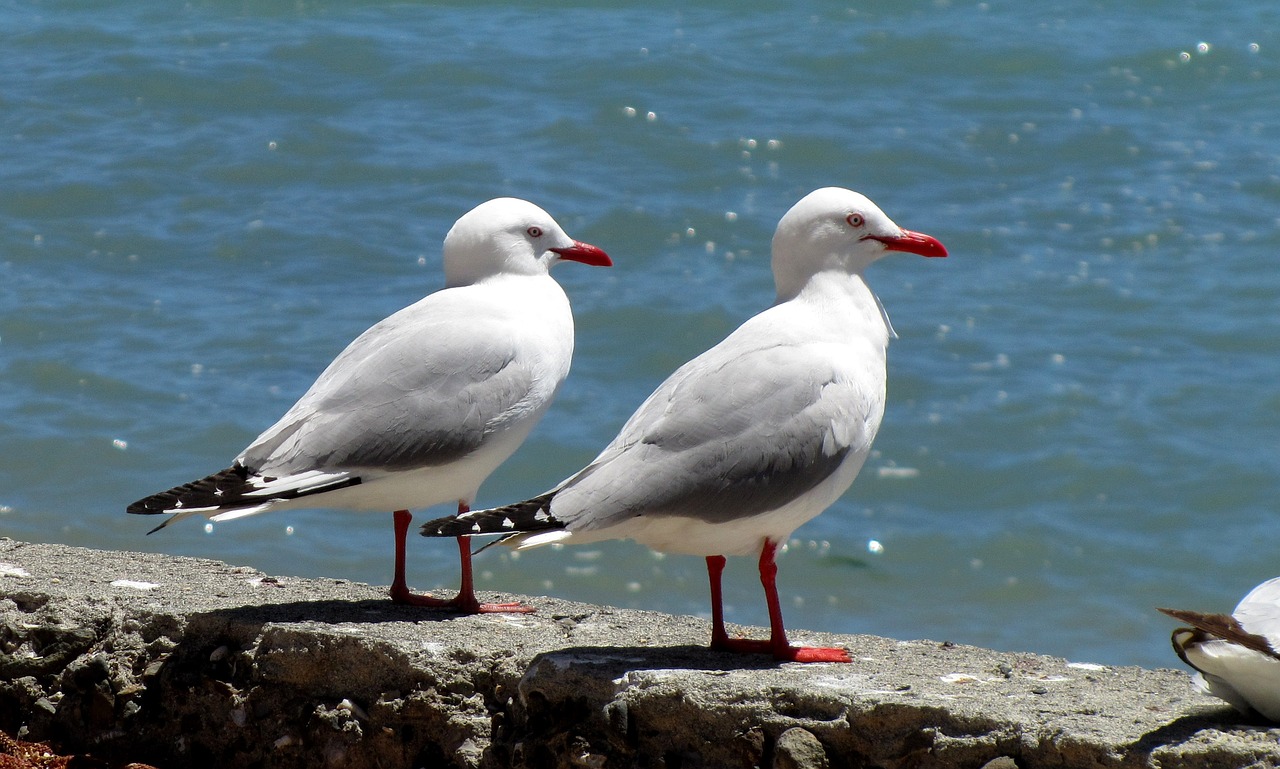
top-left (707, 555), bottom-right (729, 647)
top-left (705, 540), bottom-right (850, 663)
top-left (707, 555), bottom-right (771, 655)
top-left (758, 539), bottom-right (850, 662)
top-left (453, 525), bottom-right (534, 614)
top-left (388, 506), bottom-right (534, 614)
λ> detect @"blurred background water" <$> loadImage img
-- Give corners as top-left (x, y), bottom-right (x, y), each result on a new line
top-left (3, 0), bottom-right (1278, 670)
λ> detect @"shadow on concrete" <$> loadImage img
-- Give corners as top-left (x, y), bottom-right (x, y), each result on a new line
top-left (525, 643), bottom-right (820, 674)
top-left (182, 597), bottom-right (486, 627)
top-left (1126, 708), bottom-right (1261, 757)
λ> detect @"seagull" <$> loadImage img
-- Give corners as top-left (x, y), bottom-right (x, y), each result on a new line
top-left (1159, 578), bottom-right (1280, 721)
top-left (128, 197), bottom-right (612, 613)
top-left (421, 187), bottom-right (946, 661)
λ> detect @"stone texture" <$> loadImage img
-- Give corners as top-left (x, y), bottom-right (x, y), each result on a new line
top-left (1, 539), bottom-right (1279, 768)
top-left (773, 727), bottom-right (828, 769)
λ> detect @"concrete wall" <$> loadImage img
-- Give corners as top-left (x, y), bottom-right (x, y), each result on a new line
top-left (1, 538), bottom-right (1277, 768)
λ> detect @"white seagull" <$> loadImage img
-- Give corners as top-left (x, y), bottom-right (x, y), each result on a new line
top-left (1160, 578), bottom-right (1280, 721)
top-left (421, 187), bottom-right (946, 661)
top-left (128, 197), bottom-right (612, 613)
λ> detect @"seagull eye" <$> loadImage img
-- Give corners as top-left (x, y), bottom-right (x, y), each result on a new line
top-left (527, 226), bottom-right (543, 238)
top-left (845, 213), bottom-right (865, 228)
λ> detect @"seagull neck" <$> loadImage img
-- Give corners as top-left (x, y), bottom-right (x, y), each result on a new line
top-left (444, 248), bottom-right (548, 287)
top-left (779, 270), bottom-right (891, 344)
top-left (446, 269), bottom-right (546, 290)
top-left (778, 269), bottom-right (874, 307)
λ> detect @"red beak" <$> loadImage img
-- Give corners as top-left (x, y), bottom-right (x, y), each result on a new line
top-left (863, 229), bottom-right (948, 258)
top-left (550, 240), bottom-right (613, 267)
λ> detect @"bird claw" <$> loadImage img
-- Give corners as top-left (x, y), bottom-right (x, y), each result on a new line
top-left (776, 645), bottom-right (852, 664)
top-left (712, 636), bottom-right (851, 663)
top-left (474, 600), bottom-right (537, 614)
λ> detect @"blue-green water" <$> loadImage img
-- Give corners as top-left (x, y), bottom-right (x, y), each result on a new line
top-left (3, 0), bottom-right (1279, 670)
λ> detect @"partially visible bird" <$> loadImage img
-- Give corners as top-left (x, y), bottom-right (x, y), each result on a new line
top-left (1160, 578), bottom-right (1280, 721)
top-left (422, 187), bottom-right (946, 660)
top-left (128, 197), bottom-right (611, 613)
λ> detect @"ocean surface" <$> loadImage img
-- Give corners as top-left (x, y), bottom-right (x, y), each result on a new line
top-left (3, 0), bottom-right (1278, 671)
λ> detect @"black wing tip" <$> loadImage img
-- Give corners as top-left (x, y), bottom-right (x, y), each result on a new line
top-left (1158, 606), bottom-right (1280, 660)
top-left (126, 464), bottom-right (251, 516)
top-left (420, 492), bottom-right (562, 538)
top-left (1157, 606), bottom-right (1224, 628)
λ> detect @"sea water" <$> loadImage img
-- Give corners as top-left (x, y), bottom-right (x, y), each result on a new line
top-left (2, 0), bottom-right (1279, 670)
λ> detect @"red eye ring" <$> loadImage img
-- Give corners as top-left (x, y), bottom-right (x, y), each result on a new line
top-left (846, 213), bottom-right (865, 227)
top-left (527, 226), bottom-right (543, 238)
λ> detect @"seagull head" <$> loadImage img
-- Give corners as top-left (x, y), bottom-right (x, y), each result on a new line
top-left (771, 187), bottom-right (946, 300)
top-left (443, 197), bottom-right (611, 287)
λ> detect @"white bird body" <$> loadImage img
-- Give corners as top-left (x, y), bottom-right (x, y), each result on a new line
top-left (513, 268), bottom-right (890, 557)
top-left (184, 272), bottom-right (576, 523)
top-left (424, 187), bottom-right (946, 659)
top-left (1162, 577), bottom-right (1280, 722)
top-left (129, 197), bottom-right (611, 612)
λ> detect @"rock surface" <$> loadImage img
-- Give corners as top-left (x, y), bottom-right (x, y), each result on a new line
top-left (1, 538), bottom-right (1278, 768)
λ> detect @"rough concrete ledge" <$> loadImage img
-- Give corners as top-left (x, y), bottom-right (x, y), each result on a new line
top-left (0, 538), bottom-right (1277, 769)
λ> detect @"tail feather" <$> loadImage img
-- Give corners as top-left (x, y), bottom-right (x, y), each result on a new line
top-left (421, 491), bottom-right (562, 537)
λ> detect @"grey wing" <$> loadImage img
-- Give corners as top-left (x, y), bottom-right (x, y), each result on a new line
top-left (553, 339), bottom-right (881, 530)
top-left (240, 308), bottom-right (535, 475)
